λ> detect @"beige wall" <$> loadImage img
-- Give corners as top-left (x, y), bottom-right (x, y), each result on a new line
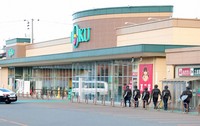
top-left (154, 58), bottom-right (167, 90)
top-left (117, 18), bottom-right (200, 47)
top-left (166, 47), bottom-right (200, 65)
top-left (0, 68), bottom-right (8, 88)
top-left (117, 27), bottom-right (200, 46)
top-left (26, 43), bottom-right (73, 57)
top-left (117, 28), bottom-right (174, 46)
top-left (166, 65), bottom-right (175, 79)
top-left (173, 28), bottom-right (200, 45)
top-left (26, 38), bottom-right (73, 57)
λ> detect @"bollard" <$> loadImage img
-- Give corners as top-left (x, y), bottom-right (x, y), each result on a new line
top-left (168, 101), bottom-right (171, 110)
top-left (77, 95), bottom-right (80, 103)
top-left (35, 92), bottom-right (37, 99)
top-left (76, 95), bottom-right (79, 103)
top-left (101, 96), bottom-right (104, 105)
top-left (93, 97), bottom-right (97, 105)
top-left (171, 102), bottom-right (174, 112)
top-left (41, 91), bottom-right (44, 99)
top-left (198, 104), bottom-right (200, 115)
top-left (85, 95), bottom-right (88, 104)
top-left (110, 98), bottom-right (114, 107)
top-left (120, 99), bottom-right (124, 107)
top-left (103, 96), bottom-right (105, 106)
top-left (112, 98), bottom-right (115, 107)
top-left (47, 91), bottom-right (49, 100)
top-left (26, 92), bottom-right (29, 98)
top-left (110, 98), bottom-right (113, 106)
top-left (93, 97), bottom-right (95, 103)
top-left (85, 95), bottom-right (87, 104)
top-left (71, 95), bottom-right (74, 103)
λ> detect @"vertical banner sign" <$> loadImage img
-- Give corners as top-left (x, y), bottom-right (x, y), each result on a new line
top-left (139, 64), bottom-right (153, 92)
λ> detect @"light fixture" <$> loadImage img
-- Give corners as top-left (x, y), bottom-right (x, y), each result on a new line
top-left (139, 56), bottom-right (143, 62)
top-left (124, 22), bottom-right (137, 25)
top-left (131, 57), bottom-right (135, 63)
top-left (147, 17), bottom-right (159, 21)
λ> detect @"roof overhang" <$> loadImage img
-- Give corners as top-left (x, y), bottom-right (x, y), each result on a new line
top-left (162, 76), bottom-right (200, 82)
top-left (0, 44), bottom-right (193, 67)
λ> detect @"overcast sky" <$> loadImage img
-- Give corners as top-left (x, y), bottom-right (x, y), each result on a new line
top-left (0, 0), bottom-right (199, 48)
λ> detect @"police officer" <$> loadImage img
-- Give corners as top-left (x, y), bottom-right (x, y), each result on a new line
top-left (132, 85), bottom-right (141, 107)
top-left (123, 85), bottom-right (132, 107)
top-left (180, 86), bottom-right (192, 112)
top-left (151, 84), bottom-right (161, 109)
top-left (142, 87), bottom-right (150, 109)
top-left (161, 85), bottom-right (171, 111)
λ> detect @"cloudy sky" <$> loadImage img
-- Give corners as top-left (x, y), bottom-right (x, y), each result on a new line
top-left (0, 0), bottom-right (199, 48)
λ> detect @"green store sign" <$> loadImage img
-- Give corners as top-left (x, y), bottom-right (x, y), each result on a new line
top-left (8, 48), bottom-right (15, 57)
top-left (71, 25), bottom-right (91, 48)
top-left (193, 68), bottom-right (200, 76)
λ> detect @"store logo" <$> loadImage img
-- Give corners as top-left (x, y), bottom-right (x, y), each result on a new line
top-left (71, 25), bottom-right (91, 48)
top-left (8, 48), bottom-right (15, 58)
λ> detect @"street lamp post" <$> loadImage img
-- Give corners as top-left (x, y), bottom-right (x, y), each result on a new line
top-left (24, 19), bottom-right (39, 43)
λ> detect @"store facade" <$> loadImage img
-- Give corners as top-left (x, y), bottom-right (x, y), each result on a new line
top-left (1, 5), bottom-right (200, 103)
top-left (164, 47), bottom-right (200, 109)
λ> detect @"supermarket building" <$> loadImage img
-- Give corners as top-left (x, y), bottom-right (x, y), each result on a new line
top-left (0, 5), bottom-right (200, 108)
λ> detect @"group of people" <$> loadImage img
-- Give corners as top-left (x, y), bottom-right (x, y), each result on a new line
top-left (123, 85), bottom-right (192, 112)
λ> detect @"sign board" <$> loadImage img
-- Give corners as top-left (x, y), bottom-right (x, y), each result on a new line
top-left (71, 25), bottom-right (91, 48)
top-left (139, 64), bottom-right (153, 92)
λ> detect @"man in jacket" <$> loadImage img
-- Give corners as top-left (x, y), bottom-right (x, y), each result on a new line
top-left (180, 86), bottom-right (192, 112)
top-left (132, 85), bottom-right (140, 107)
top-left (151, 84), bottom-right (161, 109)
top-left (161, 85), bottom-right (171, 111)
top-left (142, 87), bottom-right (150, 109)
top-left (123, 85), bottom-right (132, 107)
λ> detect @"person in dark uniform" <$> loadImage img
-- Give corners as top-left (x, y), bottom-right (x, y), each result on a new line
top-left (132, 85), bottom-right (141, 107)
top-left (123, 85), bottom-right (132, 107)
top-left (151, 84), bottom-right (161, 109)
top-left (142, 87), bottom-right (150, 109)
top-left (180, 86), bottom-right (192, 112)
top-left (161, 85), bottom-right (171, 111)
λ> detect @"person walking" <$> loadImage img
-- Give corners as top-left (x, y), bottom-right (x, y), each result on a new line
top-left (151, 84), bottom-right (161, 109)
top-left (180, 86), bottom-right (192, 112)
top-left (142, 87), bottom-right (150, 109)
top-left (132, 85), bottom-right (141, 107)
top-left (161, 85), bottom-right (171, 111)
top-left (123, 85), bottom-right (132, 107)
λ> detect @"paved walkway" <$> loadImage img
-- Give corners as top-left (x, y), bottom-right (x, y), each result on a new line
top-left (15, 97), bottom-right (200, 126)
top-left (18, 97), bottom-right (199, 116)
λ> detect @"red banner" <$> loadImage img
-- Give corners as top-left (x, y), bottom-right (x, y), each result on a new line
top-left (178, 68), bottom-right (191, 76)
top-left (139, 64), bottom-right (153, 92)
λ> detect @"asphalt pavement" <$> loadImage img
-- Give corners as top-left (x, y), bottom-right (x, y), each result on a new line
top-left (0, 98), bottom-right (199, 126)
